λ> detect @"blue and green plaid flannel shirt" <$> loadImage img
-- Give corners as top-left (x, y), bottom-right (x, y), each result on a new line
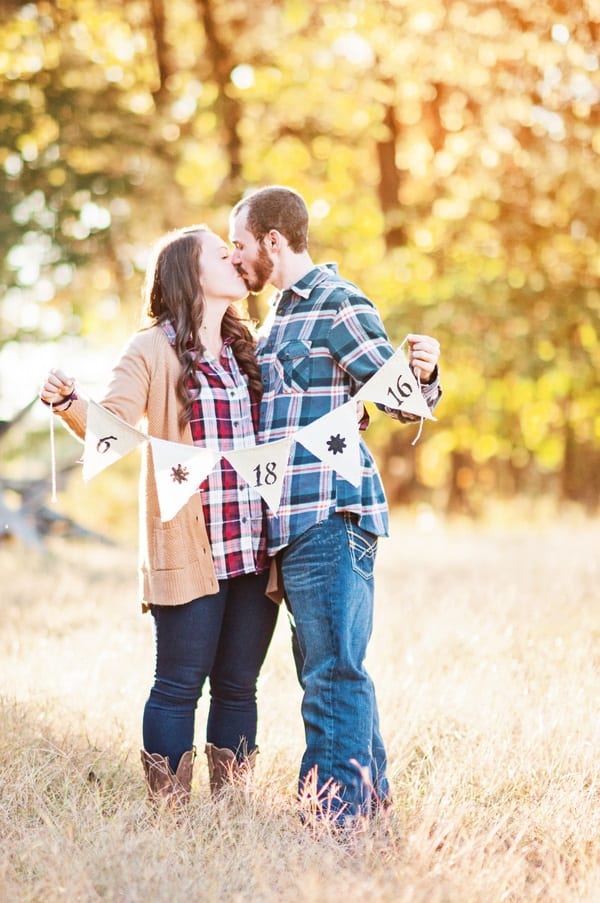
top-left (257, 264), bottom-right (441, 554)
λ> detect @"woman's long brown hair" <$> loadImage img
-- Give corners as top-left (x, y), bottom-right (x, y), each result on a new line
top-left (143, 225), bottom-right (263, 428)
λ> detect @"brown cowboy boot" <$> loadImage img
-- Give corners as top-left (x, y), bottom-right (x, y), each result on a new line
top-left (140, 747), bottom-right (195, 811)
top-left (204, 743), bottom-right (258, 796)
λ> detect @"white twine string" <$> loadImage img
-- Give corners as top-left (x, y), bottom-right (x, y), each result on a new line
top-left (400, 337), bottom-right (425, 446)
top-left (411, 366), bottom-right (425, 446)
top-left (49, 402), bottom-right (57, 503)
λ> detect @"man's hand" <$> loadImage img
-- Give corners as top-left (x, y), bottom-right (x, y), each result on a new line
top-left (407, 334), bottom-right (440, 383)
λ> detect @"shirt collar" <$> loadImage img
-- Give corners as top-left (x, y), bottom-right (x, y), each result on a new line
top-left (200, 336), bottom-right (233, 362)
top-left (160, 319), bottom-right (233, 359)
top-left (279, 263), bottom-right (339, 302)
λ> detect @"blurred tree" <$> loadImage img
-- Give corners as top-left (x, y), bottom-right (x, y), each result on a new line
top-left (0, 0), bottom-right (598, 511)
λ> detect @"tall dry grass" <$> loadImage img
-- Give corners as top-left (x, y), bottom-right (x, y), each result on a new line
top-left (1, 514), bottom-right (599, 902)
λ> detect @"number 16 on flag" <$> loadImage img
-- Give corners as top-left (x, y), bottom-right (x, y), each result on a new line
top-left (356, 346), bottom-right (435, 421)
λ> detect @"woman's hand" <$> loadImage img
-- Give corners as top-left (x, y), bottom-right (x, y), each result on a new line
top-left (40, 368), bottom-right (75, 405)
top-left (407, 334), bottom-right (441, 383)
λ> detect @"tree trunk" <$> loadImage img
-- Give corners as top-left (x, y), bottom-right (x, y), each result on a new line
top-left (195, 0), bottom-right (243, 201)
top-left (375, 100), bottom-right (407, 249)
top-left (149, 0), bottom-right (173, 99)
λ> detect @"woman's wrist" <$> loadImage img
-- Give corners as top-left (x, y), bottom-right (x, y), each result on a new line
top-left (41, 390), bottom-right (77, 411)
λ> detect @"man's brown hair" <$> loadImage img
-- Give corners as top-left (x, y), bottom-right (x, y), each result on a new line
top-left (232, 186), bottom-right (309, 253)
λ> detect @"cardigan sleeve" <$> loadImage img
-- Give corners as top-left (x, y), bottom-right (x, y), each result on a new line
top-left (55, 329), bottom-right (156, 438)
top-left (99, 331), bottom-right (153, 425)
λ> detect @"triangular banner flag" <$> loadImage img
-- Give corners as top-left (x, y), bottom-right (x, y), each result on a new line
top-left (223, 438), bottom-right (293, 513)
top-left (83, 400), bottom-right (147, 482)
top-left (150, 437), bottom-right (220, 522)
top-left (295, 401), bottom-right (362, 487)
top-left (356, 345), bottom-right (435, 420)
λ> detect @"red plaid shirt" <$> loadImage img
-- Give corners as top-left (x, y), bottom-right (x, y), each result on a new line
top-left (162, 322), bottom-right (269, 580)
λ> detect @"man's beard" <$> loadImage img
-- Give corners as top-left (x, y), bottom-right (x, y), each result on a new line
top-left (242, 242), bottom-right (274, 293)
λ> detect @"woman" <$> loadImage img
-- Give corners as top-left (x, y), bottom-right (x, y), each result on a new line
top-left (40, 226), bottom-right (278, 809)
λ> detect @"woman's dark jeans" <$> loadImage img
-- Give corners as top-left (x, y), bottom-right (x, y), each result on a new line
top-left (142, 571), bottom-right (277, 770)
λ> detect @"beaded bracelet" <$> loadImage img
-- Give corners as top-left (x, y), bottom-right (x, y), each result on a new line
top-left (41, 391), bottom-right (76, 411)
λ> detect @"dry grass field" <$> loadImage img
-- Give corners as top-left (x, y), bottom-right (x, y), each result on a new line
top-left (1, 512), bottom-right (599, 902)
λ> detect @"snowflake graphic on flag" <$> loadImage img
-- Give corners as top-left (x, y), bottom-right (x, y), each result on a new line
top-left (170, 464), bottom-right (189, 484)
top-left (326, 433), bottom-right (347, 455)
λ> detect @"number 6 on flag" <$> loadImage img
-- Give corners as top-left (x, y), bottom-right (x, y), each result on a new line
top-left (83, 400), bottom-right (147, 481)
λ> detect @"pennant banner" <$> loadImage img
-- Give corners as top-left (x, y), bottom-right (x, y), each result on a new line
top-left (83, 400), bottom-right (147, 482)
top-left (295, 400), bottom-right (362, 487)
top-left (78, 349), bottom-right (437, 515)
top-left (150, 437), bottom-right (220, 522)
top-left (223, 437), bottom-right (293, 513)
top-left (356, 346), bottom-right (436, 421)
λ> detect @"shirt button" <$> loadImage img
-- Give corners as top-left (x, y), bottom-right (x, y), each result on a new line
top-left (233, 421), bottom-right (239, 427)
top-left (241, 517), bottom-right (247, 524)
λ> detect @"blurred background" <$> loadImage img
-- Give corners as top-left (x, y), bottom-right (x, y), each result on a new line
top-left (1, 0), bottom-right (599, 544)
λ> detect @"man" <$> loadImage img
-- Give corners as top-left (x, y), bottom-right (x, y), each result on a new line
top-left (229, 186), bottom-right (441, 824)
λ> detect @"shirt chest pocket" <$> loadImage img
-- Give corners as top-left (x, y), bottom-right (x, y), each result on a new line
top-left (276, 340), bottom-right (312, 393)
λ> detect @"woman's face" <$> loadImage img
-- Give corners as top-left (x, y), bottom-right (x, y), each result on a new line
top-left (199, 231), bottom-right (248, 304)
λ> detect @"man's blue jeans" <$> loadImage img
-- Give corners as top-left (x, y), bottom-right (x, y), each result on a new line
top-left (142, 571), bottom-right (278, 770)
top-left (280, 512), bottom-right (390, 819)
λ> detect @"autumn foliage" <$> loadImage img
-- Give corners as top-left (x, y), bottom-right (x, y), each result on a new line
top-left (1, 0), bottom-right (598, 512)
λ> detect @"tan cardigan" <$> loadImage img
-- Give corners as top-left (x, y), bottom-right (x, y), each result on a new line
top-left (57, 325), bottom-right (221, 610)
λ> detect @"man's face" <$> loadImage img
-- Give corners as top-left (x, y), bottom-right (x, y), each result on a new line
top-left (229, 210), bottom-right (274, 293)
